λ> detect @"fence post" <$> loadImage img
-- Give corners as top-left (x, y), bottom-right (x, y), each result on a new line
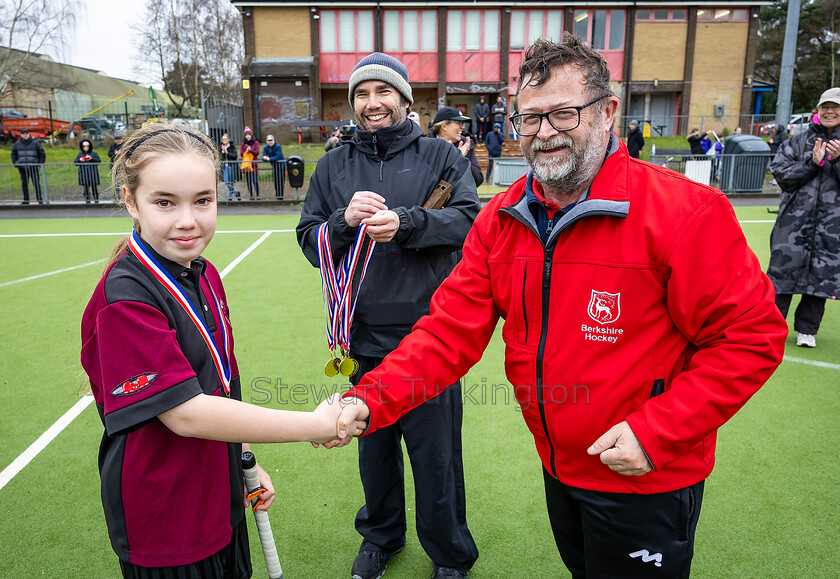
top-left (48, 101), bottom-right (54, 137)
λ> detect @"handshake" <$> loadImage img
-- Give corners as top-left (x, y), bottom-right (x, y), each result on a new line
top-left (308, 394), bottom-right (371, 448)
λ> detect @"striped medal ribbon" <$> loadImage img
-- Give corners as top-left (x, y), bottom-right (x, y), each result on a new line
top-left (316, 222), bottom-right (375, 377)
top-left (127, 229), bottom-right (232, 396)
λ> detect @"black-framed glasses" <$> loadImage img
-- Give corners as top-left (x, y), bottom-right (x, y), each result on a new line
top-left (509, 94), bottom-right (609, 136)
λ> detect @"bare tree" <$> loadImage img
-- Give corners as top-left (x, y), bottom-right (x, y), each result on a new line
top-left (135, 0), bottom-right (243, 116)
top-left (0, 0), bottom-right (80, 90)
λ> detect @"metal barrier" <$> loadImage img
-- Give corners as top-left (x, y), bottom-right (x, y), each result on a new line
top-left (649, 153), bottom-right (774, 194)
top-left (0, 160), bottom-right (320, 205)
top-left (492, 158), bottom-right (530, 187)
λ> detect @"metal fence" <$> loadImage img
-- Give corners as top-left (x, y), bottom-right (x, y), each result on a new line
top-left (0, 160), bottom-right (318, 205)
top-left (1, 156), bottom-right (516, 205)
top-left (649, 152), bottom-right (775, 194)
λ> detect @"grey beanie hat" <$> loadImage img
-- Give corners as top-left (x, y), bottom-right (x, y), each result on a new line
top-left (348, 52), bottom-right (413, 106)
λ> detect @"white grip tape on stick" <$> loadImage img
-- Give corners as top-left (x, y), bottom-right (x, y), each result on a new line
top-left (243, 462), bottom-right (284, 579)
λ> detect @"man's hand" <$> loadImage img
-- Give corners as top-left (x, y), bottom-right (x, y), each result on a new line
top-left (310, 394), bottom-right (368, 449)
top-left (262, 155), bottom-right (270, 162)
top-left (345, 190), bottom-right (387, 227)
top-left (813, 138), bottom-right (828, 165)
top-left (587, 421), bottom-right (652, 476)
top-left (824, 139), bottom-right (840, 162)
top-left (362, 209), bottom-right (400, 242)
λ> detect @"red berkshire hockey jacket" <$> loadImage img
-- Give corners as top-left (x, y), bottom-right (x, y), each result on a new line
top-left (346, 136), bottom-right (788, 494)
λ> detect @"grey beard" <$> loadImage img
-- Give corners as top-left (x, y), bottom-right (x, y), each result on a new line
top-left (354, 107), bottom-right (408, 131)
top-left (523, 129), bottom-right (606, 194)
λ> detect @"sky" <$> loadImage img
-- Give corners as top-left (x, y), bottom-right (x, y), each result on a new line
top-left (64, 0), bottom-right (156, 86)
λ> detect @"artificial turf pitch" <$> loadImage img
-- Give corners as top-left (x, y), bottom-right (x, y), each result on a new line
top-left (0, 207), bottom-right (837, 577)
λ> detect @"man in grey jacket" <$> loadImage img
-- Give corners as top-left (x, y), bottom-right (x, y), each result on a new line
top-left (11, 128), bottom-right (46, 204)
top-left (768, 87), bottom-right (840, 348)
top-left (296, 52), bottom-right (481, 579)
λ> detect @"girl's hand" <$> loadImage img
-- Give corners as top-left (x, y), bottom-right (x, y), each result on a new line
top-left (243, 461), bottom-right (275, 512)
top-left (310, 394), bottom-right (367, 447)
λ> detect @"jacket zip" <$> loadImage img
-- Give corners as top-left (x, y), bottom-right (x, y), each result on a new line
top-left (372, 132), bottom-right (384, 181)
top-left (536, 245), bottom-right (557, 478)
top-left (501, 201), bottom-right (628, 480)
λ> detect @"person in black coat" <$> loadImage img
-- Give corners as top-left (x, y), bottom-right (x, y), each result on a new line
top-left (432, 106), bottom-right (484, 187)
top-left (687, 128), bottom-right (705, 155)
top-left (108, 134), bottom-right (123, 163)
top-left (10, 128), bottom-right (46, 204)
top-left (484, 122), bottom-right (505, 182)
top-left (626, 120), bottom-right (644, 158)
top-left (768, 124), bottom-right (789, 155)
top-left (74, 139), bottom-right (102, 203)
top-left (491, 96), bottom-right (507, 138)
top-left (474, 96), bottom-right (490, 143)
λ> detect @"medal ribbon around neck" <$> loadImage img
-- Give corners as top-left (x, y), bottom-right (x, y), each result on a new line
top-left (128, 229), bottom-right (232, 396)
top-left (316, 223), bottom-right (376, 356)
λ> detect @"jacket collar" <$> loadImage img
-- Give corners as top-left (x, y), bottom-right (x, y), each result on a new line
top-left (351, 119), bottom-right (422, 159)
top-left (500, 132), bottom-right (629, 247)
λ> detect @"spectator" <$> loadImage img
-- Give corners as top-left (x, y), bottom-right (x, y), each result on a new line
top-left (108, 134), bottom-right (123, 163)
top-left (219, 133), bottom-right (240, 201)
top-left (768, 123), bottom-right (788, 155)
top-left (261, 134), bottom-right (285, 199)
top-left (296, 52), bottom-right (481, 579)
top-left (432, 106), bottom-right (484, 187)
top-left (336, 36), bottom-right (787, 578)
top-left (767, 86), bottom-right (840, 349)
top-left (474, 96), bottom-right (490, 143)
top-left (11, 128), bottom-right (45, 205)
top-left (324, 125), bottom-right (344, 152)
top-left (700, 131), bottom-right (713, 153)
top-left (687, 127), bottom-right (705, 155)
top-left (734, 126), bottom-right (743, 135)
top-left (74, 139), bottom-right (102, 203)
top-left (492, 96), bottom-right (507, 138)
top-left (240, 127), bottom-right (260, 199)
top-left (484, 122), bottom-right (505, 182)
top-left (626, 120), bottom-right (644, 158)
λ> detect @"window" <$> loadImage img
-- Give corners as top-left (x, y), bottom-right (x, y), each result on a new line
top-left (383, 10), bottom-right (436, 53)
top-left (575, 9), bottom-right (624, 50)
top-left (447, 10), bottom-right (501, 52)
top-left (321, 10), bottom-right (374, 53)
top-left (637, 9), bottom-right (687, 22)
top-left (697, 8), bottom-right (749, 22)
top-left (609, 11), bottom-right (624, 50)
top-left (510, 10), bottom-right (564, 50)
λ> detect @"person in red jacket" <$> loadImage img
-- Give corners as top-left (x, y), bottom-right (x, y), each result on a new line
top-left (333, 35), bottom-right (788, 578)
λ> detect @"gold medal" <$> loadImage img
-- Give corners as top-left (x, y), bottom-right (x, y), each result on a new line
top-left (324, 357), bottom-right (339, 377)
top-left (339, 356), bottom-right (358, 377)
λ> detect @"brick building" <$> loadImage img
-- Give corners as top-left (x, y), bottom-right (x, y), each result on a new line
top-left (230, 1), bottom-right (767, 142)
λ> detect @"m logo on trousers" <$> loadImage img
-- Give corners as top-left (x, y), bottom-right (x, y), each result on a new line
top-left (629, 549), bottom-right (663, 567)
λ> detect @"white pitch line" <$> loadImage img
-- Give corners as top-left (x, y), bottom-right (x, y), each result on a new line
top-left (783, 355), bottom-right (840, 370)
top-left (0, 234), bottom-right (270, 491)
top-left (219, 231), bottom-right (272, 278)
top-left (0, 259), bottom-right (106, 287)
top-left (0, 396), bottom-right (94, 491)
top-left (0, 229), bottom-right (294, 238)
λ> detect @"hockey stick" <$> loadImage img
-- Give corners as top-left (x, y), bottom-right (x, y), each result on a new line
top-left (242, 451), bottom-right (284, 579)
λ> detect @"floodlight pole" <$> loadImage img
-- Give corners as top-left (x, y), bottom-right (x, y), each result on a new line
top-left (775, 0), bottom-right (801, 126)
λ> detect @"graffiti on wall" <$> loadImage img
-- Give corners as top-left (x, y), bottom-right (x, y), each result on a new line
top-left (259, 95), bottom-right (312, 123)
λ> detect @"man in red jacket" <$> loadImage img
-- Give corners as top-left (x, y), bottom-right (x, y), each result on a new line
top-left (334, 35), bottom-right (787, 577)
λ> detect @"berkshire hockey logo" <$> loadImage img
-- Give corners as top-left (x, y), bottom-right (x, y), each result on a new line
top-left (112, 372), bottom-right (158, 396)
top-left (629, 549), bottom-right (663, 567)
top-left (587, 290), bottom-right (621, 325)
